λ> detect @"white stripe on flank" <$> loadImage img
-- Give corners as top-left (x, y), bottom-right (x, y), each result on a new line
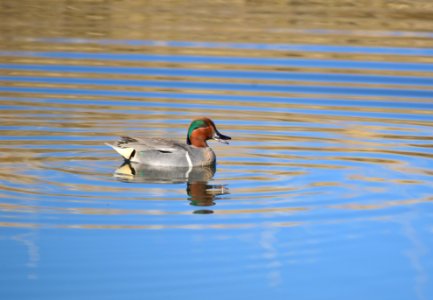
top-left (185, 152), bottom-right (193, 178)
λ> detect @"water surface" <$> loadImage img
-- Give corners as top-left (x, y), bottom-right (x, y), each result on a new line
top-left (1, 1), bottom-right (433, 299)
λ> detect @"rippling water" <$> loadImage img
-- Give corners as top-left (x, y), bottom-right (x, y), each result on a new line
top-left (1, 1), bottom-right (433, 299)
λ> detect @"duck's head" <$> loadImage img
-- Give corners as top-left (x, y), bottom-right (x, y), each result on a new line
top-left (186, 117), bottom-right (231, 148)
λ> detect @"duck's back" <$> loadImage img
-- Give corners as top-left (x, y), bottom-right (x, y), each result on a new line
top-left (106, 136), bottom-right (215, 167)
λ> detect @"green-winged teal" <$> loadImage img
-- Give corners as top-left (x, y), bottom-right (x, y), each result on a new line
top-left (106, 117), bottom-right (231, 167)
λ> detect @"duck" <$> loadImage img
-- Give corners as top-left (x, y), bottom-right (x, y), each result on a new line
top-left (106, 117), bottom-right (231, 167)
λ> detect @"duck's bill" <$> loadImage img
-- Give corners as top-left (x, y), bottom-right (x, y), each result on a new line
top-left (214, 132), bottom-right (231, 144)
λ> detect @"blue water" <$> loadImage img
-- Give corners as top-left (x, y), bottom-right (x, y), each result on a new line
top-left (1, 1), bottom-right (433, 299)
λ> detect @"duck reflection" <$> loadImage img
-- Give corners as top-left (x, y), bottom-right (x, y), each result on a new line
top-left (113, 162), bottom-right (229, 213)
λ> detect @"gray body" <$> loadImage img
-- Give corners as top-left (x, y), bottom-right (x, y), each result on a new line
top-left (106, 137), bottom-right (216, 167)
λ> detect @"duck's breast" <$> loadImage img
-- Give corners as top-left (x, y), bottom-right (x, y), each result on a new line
top-left (188, 147), bottom-right (216, 167)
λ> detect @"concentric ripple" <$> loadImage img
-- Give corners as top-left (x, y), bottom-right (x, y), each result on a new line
top-left (0, 0), bottom-right (432, 233)
top-left (1, 33), bottom-right (432, 230)
top-left (1, 1), bottom-right (433, 300)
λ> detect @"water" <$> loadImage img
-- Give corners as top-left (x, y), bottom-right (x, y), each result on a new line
top-left (1, 1), bottom-right (433, 299)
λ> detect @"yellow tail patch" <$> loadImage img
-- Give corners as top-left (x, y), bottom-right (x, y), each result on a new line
top-left (105, 143), bottom-right (135, 160)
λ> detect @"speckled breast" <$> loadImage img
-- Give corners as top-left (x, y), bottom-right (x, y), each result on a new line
top-left (189, 147), bottom-right (216, 167)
